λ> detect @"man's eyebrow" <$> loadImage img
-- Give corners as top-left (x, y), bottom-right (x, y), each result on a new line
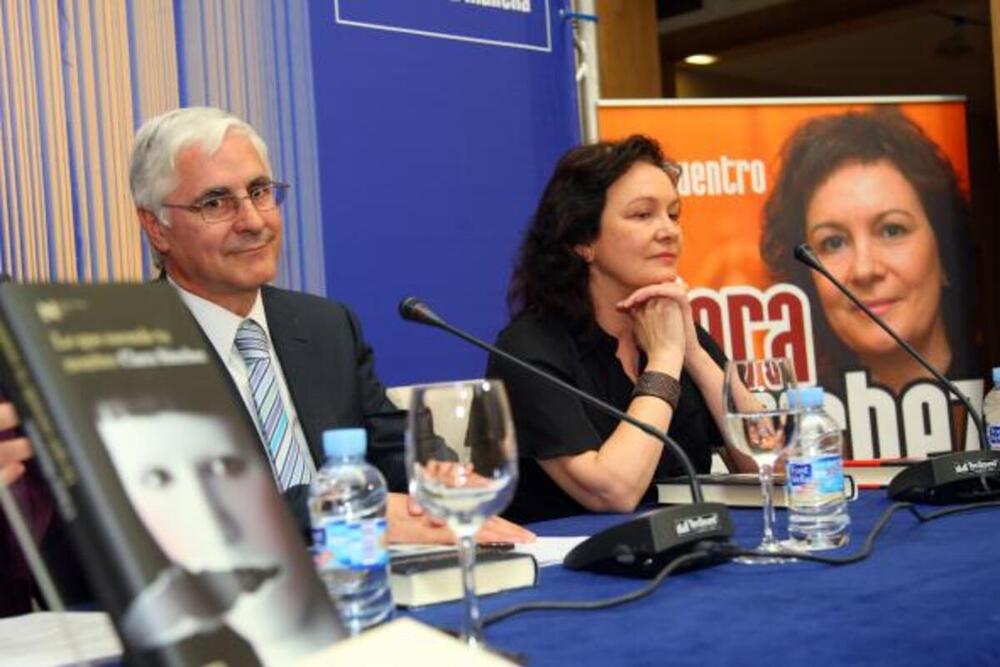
top-left (193, 177), bottom-right (270, 201)
top-left (195, 187), bottom-right (232, 200)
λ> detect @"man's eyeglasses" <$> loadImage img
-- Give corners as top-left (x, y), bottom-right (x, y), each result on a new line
top-left (161, 181), bottom-right (290, 224)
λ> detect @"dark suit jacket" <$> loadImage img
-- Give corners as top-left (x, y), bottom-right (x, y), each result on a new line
top-left (259, 285), bottom-right (407, 482)
top-left (206, 285), bottom-right (409, 535)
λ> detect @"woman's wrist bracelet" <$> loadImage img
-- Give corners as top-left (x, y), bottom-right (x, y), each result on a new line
top-left (631, 371), bottom-right (681, 412)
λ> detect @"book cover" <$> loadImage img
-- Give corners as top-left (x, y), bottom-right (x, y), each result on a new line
top-left (657, 473), bottom-right (857, 508)
top-left (843, 458), bottom-right (921, 488)
top-left (388, 546), bottom-right (537, 608)
top-left (0, 283), bottom-right (344, 666)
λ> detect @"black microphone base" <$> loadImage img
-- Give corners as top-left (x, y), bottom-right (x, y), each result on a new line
top-left (563, 503), bottom-right (733, 578)
top-left (887, 450), bottom-right (1000, 504)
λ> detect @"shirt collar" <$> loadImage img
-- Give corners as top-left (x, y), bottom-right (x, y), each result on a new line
top-left (168, 277), bottom-right (269, 359)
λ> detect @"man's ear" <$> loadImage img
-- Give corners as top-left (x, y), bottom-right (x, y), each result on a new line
top-left (573, 243), bottom-right (594, 264)
top-left (137, 208), bottom-right (170, 256)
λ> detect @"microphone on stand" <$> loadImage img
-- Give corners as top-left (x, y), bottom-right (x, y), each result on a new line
top-left (398, 297), bottom-right (734, 578)
top-left (793, 243), bottom-right (1000, 503)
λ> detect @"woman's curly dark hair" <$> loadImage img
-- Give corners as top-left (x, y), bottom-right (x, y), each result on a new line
top-left (759, 107), bottom-right (975, 388)
top-left (508, 134), bottom-right (679, 331)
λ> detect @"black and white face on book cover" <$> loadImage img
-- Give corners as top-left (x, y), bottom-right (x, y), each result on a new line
top-left (0, 284), bottom-right (345, 665)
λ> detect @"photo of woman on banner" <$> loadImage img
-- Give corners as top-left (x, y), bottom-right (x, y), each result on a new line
top-left (94, 395), bottom-right (343, 666)
top-left (760, 107), bottom-right (977, 396)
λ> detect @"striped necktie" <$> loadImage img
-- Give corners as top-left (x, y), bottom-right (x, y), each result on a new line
top-left (234, 319), bottom-right (311, 490)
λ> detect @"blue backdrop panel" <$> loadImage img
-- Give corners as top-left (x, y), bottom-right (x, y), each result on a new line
top-left (309, 0), bottom-right (578, 386)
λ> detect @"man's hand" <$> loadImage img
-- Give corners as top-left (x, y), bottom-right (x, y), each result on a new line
top-left (0, 402), bottom-right (31, 486)
top-left (385, 492), bottom-right (535, 545)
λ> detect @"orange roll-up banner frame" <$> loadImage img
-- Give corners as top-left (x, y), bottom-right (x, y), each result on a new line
top-left (599, 98), bottom-right (979, 459)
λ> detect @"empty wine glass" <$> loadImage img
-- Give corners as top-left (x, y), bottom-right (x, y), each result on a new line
top-left (405, 379), bottom-right (518, 647)
top-left (723, 358), bottom-right (800, 564)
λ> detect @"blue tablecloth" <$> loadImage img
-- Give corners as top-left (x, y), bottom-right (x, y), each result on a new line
top-left (410, 493), bottom-right (1000, 666)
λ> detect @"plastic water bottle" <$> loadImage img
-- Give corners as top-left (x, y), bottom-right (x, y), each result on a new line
top-left (785, 387), bottom-right (850, 550)
top-left (983, 367), bottom-right (1000, 451)
top-left (309, 428), bottom-right (392, 633)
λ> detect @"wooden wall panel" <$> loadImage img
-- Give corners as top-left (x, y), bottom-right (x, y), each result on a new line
top-left (596, 0), bottom-right (662, 98)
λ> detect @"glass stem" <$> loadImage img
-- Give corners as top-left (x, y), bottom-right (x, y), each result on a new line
top-left (759, 463), bottom-right (779, 550)
top-left (457, 531), bottom-right (482, 647)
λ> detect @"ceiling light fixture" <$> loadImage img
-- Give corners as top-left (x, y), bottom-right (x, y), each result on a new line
top-left (683, 54), bottom-right (718, 66)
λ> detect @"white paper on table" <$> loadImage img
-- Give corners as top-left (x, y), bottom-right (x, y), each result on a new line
top-left (294, 617), bottom-right (515, 667)
top-left (0, 611), bottom-right (122, 667)
top-left (514, 536), bottom-right (587, 567)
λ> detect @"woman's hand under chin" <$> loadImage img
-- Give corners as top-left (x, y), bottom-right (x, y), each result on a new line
top-left (616, 282), bottom-right (685, 372)
top-left (617, 278), bottom-right (703, 367)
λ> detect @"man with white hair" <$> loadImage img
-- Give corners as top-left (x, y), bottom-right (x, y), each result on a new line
top-left (0, 107), bottom-right (531, 575)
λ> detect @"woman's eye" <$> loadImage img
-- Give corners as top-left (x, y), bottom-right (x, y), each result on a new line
top-left (141, 468), bottom-right (172, 489)
top-left (817, 235), bottom-right (846, 253)
top-left (629, 210), bottom-right (653, 220)
top-left (881, 223), bottom-right (908, 239)
top-left (207, 456), bottom-right (247, 478)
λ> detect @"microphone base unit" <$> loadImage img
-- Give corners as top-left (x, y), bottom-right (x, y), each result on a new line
top-left (563, 503), bottom-right (733, 578)
top-left (887, 450), bottom-right (1000, 504)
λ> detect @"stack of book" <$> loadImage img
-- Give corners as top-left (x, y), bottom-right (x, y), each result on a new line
top-left (657, 473), bottom-right (857, 507)
top-left (389, 545), bottom-right (538, 608)
top-left (843, 459), bottom-right (920, 488)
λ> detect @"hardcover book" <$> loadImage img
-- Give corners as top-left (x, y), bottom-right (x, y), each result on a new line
top-left (657, 473), bottom-right (857, 508)
top-left (843, 459), bottom-right (920, 488)
top-left (388, 546), bottom-right (537, 608)
top-left (0, 283), bottom-right (344, 666)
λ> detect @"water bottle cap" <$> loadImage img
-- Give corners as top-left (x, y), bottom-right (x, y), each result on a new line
top-left (788, 386), bottom-right (825, 409)
top-left (993, 367), bottom-right (1000, 386)
top-left (323, 428), bottom-right (367, 459)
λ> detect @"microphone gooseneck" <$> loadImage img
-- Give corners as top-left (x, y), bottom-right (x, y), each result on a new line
top-left (398, 297), bottom-right (445, 327)
top-left (397, 297), bottom-right (706, 503)
top-left (792, 242), bottom-right (822, 270)
top-left (792, 243), bottom-right (988, 451)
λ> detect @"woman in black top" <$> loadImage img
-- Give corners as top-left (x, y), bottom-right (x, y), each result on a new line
top-left (488, 135), bottom-right (754, 523)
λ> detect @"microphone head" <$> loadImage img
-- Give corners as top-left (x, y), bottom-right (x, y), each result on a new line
top-left (398, 297), bottom-right (444, 327)
top-left (793, 243), bottom-right (821, 270)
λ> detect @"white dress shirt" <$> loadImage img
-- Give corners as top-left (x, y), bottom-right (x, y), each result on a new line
top-left (170, 280), bottom-right (317, 482)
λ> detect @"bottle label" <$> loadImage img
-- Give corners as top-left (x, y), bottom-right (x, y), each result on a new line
top-left (313, 517), bottom-right (388, 571)
top-left (988, 424), bottom-right (1000, 451)
top-left (787, 454), bottom-right (845, 507)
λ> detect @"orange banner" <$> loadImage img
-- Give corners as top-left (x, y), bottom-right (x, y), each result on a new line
top-left (599, 99), bottom-right (977, 459)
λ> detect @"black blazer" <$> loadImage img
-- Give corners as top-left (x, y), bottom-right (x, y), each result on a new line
top-left (260, 285), bottom-right (407, 484)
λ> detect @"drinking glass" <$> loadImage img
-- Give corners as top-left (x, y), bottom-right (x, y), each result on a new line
top-left (405, 379), bottom-right (518, 647)
top-left (723, 358), bottom-right (800, 564)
